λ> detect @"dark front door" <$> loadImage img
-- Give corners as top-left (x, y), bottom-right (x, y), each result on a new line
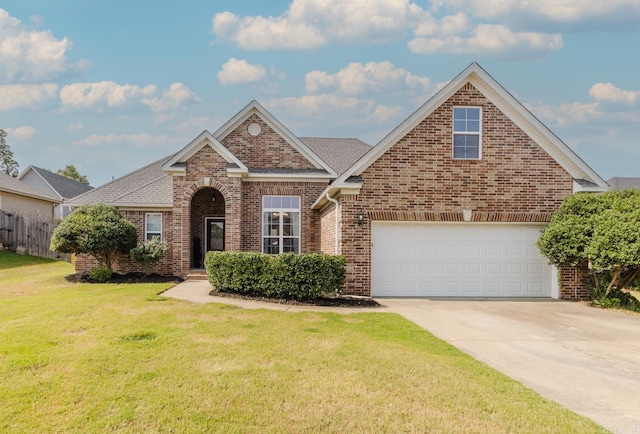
top-left (206, 219), bottom-right (225, 252)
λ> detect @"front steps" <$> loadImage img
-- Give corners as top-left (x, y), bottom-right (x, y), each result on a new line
top-left (186, 269), bottom-right (207, 281)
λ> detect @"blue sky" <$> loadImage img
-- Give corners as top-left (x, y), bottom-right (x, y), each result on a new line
top-left (1, 0), bottom-right (639, 186)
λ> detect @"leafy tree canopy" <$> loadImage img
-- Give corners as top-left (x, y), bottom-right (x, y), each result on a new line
top-left (0, 129), bottom-right (19, 177)
top-left (50, 204), bottom-right (137, 270)
top-left (56, 164), bottom-right (89, 185)
top-left (537, 190), bottom-right (640, 294)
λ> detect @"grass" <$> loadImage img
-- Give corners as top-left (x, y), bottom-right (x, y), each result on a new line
top-left (0, 250), bottom-right (607, 433)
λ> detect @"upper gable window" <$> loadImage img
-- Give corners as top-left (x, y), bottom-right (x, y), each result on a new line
top-left (453, 107), bottom-right (481, 160)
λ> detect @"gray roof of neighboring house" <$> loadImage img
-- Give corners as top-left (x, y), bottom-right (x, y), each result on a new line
top-left (29, 166), bottom-right (94, 199)
top-left (300, 137), bottom-right (371, 176)
top-left (67, 155), bottom-right (176, 207)
top-left (0, 172), bottom-right (60, 202)
top-left (607, 177), bottom-right (640, 190)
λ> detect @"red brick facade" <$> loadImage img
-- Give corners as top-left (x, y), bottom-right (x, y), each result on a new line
top-left (335, 84), bottom-right (575, 296)
top-left (74, 76), bottom-right (597, 300)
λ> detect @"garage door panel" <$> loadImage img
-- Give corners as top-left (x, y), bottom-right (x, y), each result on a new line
top-left (372, 223), bottom-right (551, 297)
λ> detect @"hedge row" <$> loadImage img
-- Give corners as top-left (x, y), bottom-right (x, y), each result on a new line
top-left (204, 252), bottom-right (346, 300)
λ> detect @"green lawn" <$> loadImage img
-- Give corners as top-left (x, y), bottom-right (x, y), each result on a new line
top-left (0, 251), bottom-right (606, 433)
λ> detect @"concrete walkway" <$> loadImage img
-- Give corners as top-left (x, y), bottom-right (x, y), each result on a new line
top-left (163, 281), bottom-right (640, 433)
top-left (161, 280), bottom-right (390, 313)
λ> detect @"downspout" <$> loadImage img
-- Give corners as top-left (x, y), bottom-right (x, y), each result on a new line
top-left (325, 192), bottom-right (340, 255)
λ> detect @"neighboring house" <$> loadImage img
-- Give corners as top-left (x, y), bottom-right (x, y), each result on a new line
top-left (0, 172), bottom-right (60, 219)
top-left (607, 177), bottom-right (640, 190)
top-left (18, 166), bottom-right (94, 218)
top-left (68, 63), bottom-right (607, 300)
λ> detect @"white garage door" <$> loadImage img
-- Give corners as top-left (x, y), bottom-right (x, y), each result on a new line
top-left (371, 223), bottom-right (552, 297)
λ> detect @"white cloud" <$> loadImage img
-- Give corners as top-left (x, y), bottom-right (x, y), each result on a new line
top-left (142, 82), bottom-right (200, 112)
top-left (212, 0), bottom-right (428, 50)
top-left (408, 23), bottom-right (562, 56)
top-left (0, 8), bottom-right (88, 82)
top-left (73, 133), bottom-right (168, 148)
top-left (217, 58), bottom-right (267, 85)
top-left (5, 126), bottom-right (36, 140)
top-left (526, 101), bottom-right (603, 126)
top-left (0, 83), bottom-right (58, 110)
top-left (265, 94), bottom-right (404, 124)
top-left (305, 61), bottom-right (432, 96)
top-left (435, 0), bottom-right (640, 30)
top-left (589, 82), bottom-right (640, 105)
top-left (60, 81), bottom-right (157, 110)
top-left (69, 123), bottom-right (83, 131)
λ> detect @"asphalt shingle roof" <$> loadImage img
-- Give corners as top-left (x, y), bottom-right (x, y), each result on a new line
top-left (299, 137), bottom-right (371, 176)
top-left (607, 177), bottom-right (640, 190)
top-left (0, 172), bottom-right (60, 202)
top-left (30, 166), bottom-right (94, 199)
top-left (68, 137), bottom-right (372, 208)
top-left (68, 154), bottom-right (175, 207)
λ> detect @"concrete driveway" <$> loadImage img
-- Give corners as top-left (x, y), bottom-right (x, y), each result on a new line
top-left (380, 298), bottom-right (640, 434)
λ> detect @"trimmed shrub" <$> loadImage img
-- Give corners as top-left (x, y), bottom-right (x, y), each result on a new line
top-left (130, 237), bottom-right (169, 276)
top-left (88, 266), bottom-right (113, 282)
top-left (205, 252), bottom-right (346, 300)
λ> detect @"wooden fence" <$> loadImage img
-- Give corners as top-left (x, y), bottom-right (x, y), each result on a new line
top-left (0, 210), bottom-right (71, 262)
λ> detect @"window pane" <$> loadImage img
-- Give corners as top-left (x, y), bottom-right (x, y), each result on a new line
top-left (453, 107), bottom-right (466, 119)
top-left (264, 238), bottom-right (280, 254)
top-left (467, 120), bottom-right (480, 132)
top-left (146, 214), bottom-right (161, 232)
top-left (263, 196), bottom-right (271, 208)
top-left (454, 120), bottom-right (466, 132)
top-left (282, 196), bottom-right (291, 209)
top-left (467, 108), bottom-right (480, 120)
top-left (291, 197), bottom-right (300, 208)
top-left (282, 238), bottom-right (299, 253)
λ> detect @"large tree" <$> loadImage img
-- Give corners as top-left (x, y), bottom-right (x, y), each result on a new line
top-left (0, 129), bottom-right (19, 177)
top-left (537, 190), bottom-right (640, 295)
top-left (57, 164), bottom-right (89, 185)
top-left (50, 204), bottom-right (137, 271)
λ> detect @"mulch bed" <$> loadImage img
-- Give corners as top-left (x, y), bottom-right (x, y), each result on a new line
top-left (209, 290), bottom-right (381, 308)
top-left (65, 272), bottom-right (182, 284)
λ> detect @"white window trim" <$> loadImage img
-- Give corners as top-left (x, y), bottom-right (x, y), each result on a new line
top-left (452, 106), bottom-right (482, 160)
top-left (145, 213), bottom-right (162, 241)
top-left (262, 195), bottom-right (301, 254)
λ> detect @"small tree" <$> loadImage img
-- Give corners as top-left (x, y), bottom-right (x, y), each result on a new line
top-left (537, 190), bottom-right (640, 296)
top-left (130, 237), bottom-right (169, 276)
top-left (0, 129), bottom-right (19, 177)
top-left (57, 164), bottom-right (89, 185)
top-left (50, 204), bottom-right (137, 271)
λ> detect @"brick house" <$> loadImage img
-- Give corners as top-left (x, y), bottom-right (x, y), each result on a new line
top-left (69, 63), bottom-right (607, 299)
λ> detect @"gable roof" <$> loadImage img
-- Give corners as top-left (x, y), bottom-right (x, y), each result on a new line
top-left (212, 100), bottom-right (338, 177)
top-left (162, 130), bottom-right (249, 175)
top-left (18, 166), bottom-right (94, 200)
top-left (0, 172), bottom-right (60, 203)
top-left (68, 155), bottom-right (175, 208)
top-left (334, 62), bottom-right (607, 192)
top-left (300, 137), bottom-right (371, 176)
top-left (607, 177), bottom-right (640, 190)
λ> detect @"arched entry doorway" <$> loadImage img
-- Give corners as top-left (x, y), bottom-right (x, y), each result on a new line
top-left (190, 188), bottom-right (225, 268)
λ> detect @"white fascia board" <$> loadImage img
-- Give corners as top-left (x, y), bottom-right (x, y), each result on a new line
top-left (18, 166), bottom-right (63, 200)
top-left (161, 130), bottom-right (248, 173)
top-left (243, 175), bottom-right (334, 183)
top-left (573, 180), bottom-right (608, 193)
top-left (466, 71), bottom-right (608, 189)
top-left (311, 182), bottom-right (363, 209)
top-left (118, 205), bottom-right (173, 211)
top-left (213, 100), bottom-right (338, 177)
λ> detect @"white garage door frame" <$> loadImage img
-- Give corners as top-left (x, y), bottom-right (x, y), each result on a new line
top-left (371, 222), bottom-right (559, 299)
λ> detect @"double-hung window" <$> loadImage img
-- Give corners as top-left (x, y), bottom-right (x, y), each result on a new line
top-left (145, 213), bottom-right (162, 241)
top-left (453, 106), bottom-right (481, 159)
top-left (262, 196), bottom-right (300, 254)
